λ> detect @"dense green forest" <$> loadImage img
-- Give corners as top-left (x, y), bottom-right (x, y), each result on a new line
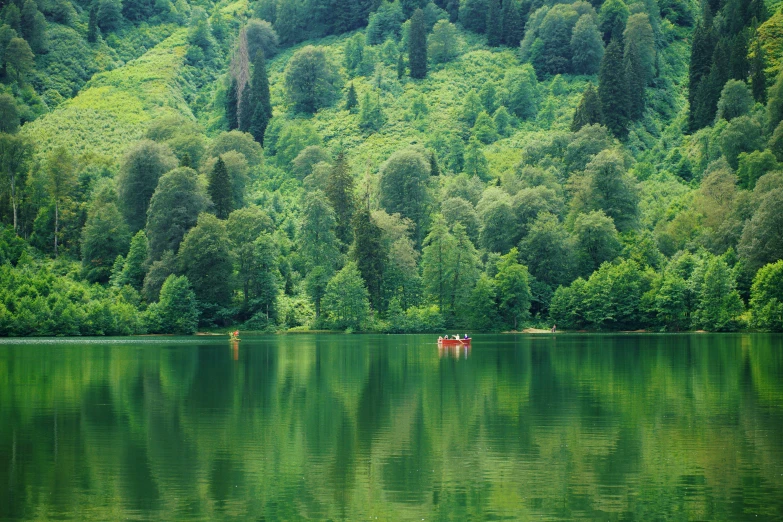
top-left (0, 0), bottom-right (782, 335)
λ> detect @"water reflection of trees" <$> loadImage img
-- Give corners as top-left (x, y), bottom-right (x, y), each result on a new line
top-left (0, 334), bottom-right (782, 520)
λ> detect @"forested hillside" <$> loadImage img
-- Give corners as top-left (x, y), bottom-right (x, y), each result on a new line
top-left (1, 0), bottom-right (782, 335)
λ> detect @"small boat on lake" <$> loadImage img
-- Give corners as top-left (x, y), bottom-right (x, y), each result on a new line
top-left (438, 337), bottom-right (471, 346)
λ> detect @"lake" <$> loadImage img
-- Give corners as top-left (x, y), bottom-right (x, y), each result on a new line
top-left (1, 333), bottom-right (782, 520)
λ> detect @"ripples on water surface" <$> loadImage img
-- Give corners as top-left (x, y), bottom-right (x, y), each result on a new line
top-left (1, 333), bottom-right (782, 520)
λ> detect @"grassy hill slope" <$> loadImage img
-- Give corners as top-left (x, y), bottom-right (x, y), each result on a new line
top-left (21, 30), bottom-right (192, 160)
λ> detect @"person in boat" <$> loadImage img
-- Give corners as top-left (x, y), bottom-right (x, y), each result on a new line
top-left (464, 333), bottom-right (468, 339)
top-left (438, 336), bottom-right (443, 341)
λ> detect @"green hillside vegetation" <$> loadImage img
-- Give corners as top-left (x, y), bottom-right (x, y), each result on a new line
top-left (22, 30), bottom-right (191, 159)
top-left (1, 0), bottom-right (783, 335)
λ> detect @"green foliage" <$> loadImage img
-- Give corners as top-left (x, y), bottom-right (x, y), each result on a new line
top-left (147, 274), bottom-right (198, 334)
top-left (518, 212), bottom-right (575, 296)
top-left (146, 167), bottom-right (210, 262)
top-left (571, 15), bottom-right (604, 75)
top-left (284, 45), bottom-right (343, 114)
top-left (117, 140), bottom-right (178, 232)
top-left (208, 157), bottom-right (232, 219)
top-left (750, 260), bottom-right (783, 331)
top-left (379, 147), bottom-right (431, 246)
top-left (116, 230), bottom-right (148, 291)
top-left (178, 213), bottom-right (233, 321)
top-left (245, 19), bottom-right (278, 60)
top-left (322, 261), bottom-right (370, 330)
top-left (249, 51), bottom-right (272, 144)
top-left (739, 188), bottom-right (783, 272)
top-left (598, 0), bottom-right (629, 42)
top-left (325, 151), bottom-right (356, 246)
top-left (623, 13), bottom-right (656, 120)
top-left (459, 0), bottom-right (487, 34)
top-left (352, 206), bottom-right (385, 311)
top-left (209, 130), bottom-right (263, 167)
top-left (0, 257), bottom-right (144, 335)
top-left (495, 247), bottom-right (531, 330)
top-left (5, 37), bottom-right (34, 84)
top-left (719, 115), bottom-right (763, 170)
top-left (716, 80), bottom-right (754, 122)
top-left (367, 0), bottom-right (405, 44)
top-left (359, 90), bottom-right (385, 132)
top-left (571, 84), bottom-right (602, 132)
top-left (737, 150), bottom-right (780, 190)
top-left (502, 64), bottom-right (539, 120)
top-left (274, 120), bottom-right (321, 169)
top-left (573, 210), bottom-right (621, 277)
top-left (408, 8), bottom-right (427, 79)
top-left (692, 256), bottom-right (744, 331)
top-left (0, 93), bottom-right (19, 133)
top-left (485, 0), bottom-right (501, 47)
top-left (97, 0), bottom-right (123, 32)
top-left (598, 38), bottom-right (629, 139)
top-left (345, 82), bottom-right (358, 112)
top-left (471, 111), bottom-right (498, 144)
top-left (572, 149), bottom-right (638, 232)
top-left (81, 182), bottom-right (130, 283)
top-left (429, 20), bottom-right (459, 64)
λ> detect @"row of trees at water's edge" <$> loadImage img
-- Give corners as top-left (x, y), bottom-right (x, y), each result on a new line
top-left (2, 0), bottom-right (783, 334)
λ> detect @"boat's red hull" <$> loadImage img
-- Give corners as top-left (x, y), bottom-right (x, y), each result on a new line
top-left (438, 339), bottom-right (471, 346)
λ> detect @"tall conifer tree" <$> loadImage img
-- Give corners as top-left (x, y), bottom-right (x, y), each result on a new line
top-left (750, 38), bottom-right (766, 103)
top-left (238, 83), bottom-right (253, 132)
top-left (225, 77), bottom-right (239, 130)
top-left (87, 5), bottom-right (98, 43)
top-left (249, 51), bottom-right (272, 144)
top-left (352, 206), bottom-right (386, 311)
top-left (345, 82), bottom-right (358, 112)
top-left (408, 8), bottom-right (427, 79)
top-left (624, 39), bottom-right (646, 121)
top-left (486, 0), bottom-right (502, 47)
top-left (571, 83), bottom-right (603, 132)
top-left (688, 19), bottom-right (714, 131)
top-left (209, 157), bottom-right (233, 219)
top-left (501, 0), bottom-right (524, 47)
top-left (598, 38), bottom-right (629, 139)
top-left (325, 151), bottom-right (356, 247)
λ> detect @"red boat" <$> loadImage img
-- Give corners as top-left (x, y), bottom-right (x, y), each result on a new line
top-left (438, 337), bottom-right (471, 346)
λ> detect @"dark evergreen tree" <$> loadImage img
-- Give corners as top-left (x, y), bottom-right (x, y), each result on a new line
top-left (345, 82), bottom-right (358, 112)
top-left (501, 0), bottom-right (524, 47)
top-left (750, 37), bottom-right (766, 103)
top-left (688, 20), bottom-right (714, 131)
top-left (208, 157), bottom-right (233, 219)
top-left (445, 0), bottom-right (459, 22)
top-left (397, 53), bottom-right (405, 79)
top-left (249, 51), bottom-right (272, 144)
top-left (571, 83), bottom-right (603, 132)
top-left (728, 32), bottom-right (749, 81)
top-left (408, 8), bottom-right (427, 79)
top-left (87, 5), bottom-right (99, 43)
top-left (624, 38), bottom-right (646, 121)
top-left (352, 205), bottom-right (386, 312)
top-left (598, 38), bottom-right (629, 139)
top-left (486, 0), bottom-right (502, 47)
top-left (238, 83), bottom-right (253, 132)
top-left (693, 39), bottom-right (729, 130)
top-left (325, 151), bottom-right (356, 247)
top-left (225, 77), bottom-right (238, 130)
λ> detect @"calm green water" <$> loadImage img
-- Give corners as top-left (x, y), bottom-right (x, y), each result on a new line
top-left (1, 334), bottom-right (782, 521)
